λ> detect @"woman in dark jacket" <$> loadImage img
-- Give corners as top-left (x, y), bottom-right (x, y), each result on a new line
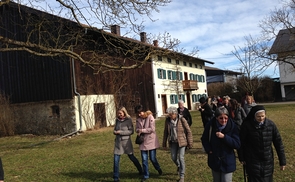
top-left (239, 105), bottom-right (286, 182)
top-left (199, 97), bottom-right (214, 128)
top-left (201, 107), bottom-right (240, 182)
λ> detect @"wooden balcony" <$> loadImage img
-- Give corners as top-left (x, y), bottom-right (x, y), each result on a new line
top-left (182, 80), bottom-right (198, 91)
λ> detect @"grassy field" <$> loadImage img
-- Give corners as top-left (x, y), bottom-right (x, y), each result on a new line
top-left (0, 104), bottom-right (294, 182)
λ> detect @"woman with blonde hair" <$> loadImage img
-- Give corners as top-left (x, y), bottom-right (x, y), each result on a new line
top-left (113, 107), bottom-right (142, 182)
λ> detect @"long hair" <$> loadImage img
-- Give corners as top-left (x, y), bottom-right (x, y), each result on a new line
top-left (118, 106), bottom-right (130, 118)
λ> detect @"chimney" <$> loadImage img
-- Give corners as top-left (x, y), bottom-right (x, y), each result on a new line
top-left (111, 25), bottom-right (120, 36)
top-left (140, 32), bottom-right (147, 43)
top-left (153, 40), bottom-right (158, 47)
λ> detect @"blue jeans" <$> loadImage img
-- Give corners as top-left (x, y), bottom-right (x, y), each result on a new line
top-left (141, 149), bottom-right (161, 179)
top-left (113, 154), bottom-right (142, 181)
top-left (170, 142), bottom-right (186, 178)
top-left (212, 170), bottom-right (233, 182)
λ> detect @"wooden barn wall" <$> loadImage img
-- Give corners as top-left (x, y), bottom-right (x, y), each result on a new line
top-left (75, 60), bottom-right (155, 115)
top-left (0, 52), bottom-right (73, 103)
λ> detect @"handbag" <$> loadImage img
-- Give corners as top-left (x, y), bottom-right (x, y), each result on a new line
top-left (135, 133), bottom-right (144, 144)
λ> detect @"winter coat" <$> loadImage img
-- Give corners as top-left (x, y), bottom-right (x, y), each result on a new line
top-left (201, 118), bottom-right (241, 173)
top-left (113, 117), bottom-right (135, 155)
top-left (239, 118), bottom-right (286, 177)
top-left (199, 103), bottom-right (214, 127)
top-left (162, 116), bottom-right (193, 148)
top-left (177, 107), bottom-right (192, 126)
top-left (243, 103), bottom-right (257, 115)
top-left (136, 114), bottom-right (160, 151)
top-left (231, 106), bottom-right (247, 129)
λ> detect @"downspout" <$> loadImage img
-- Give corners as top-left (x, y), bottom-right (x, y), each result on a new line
top-left (72, 58), bottom-right (83, 131)
top-left (54, 59), bottom-right (83, 141)
top-left (151, 60), bottom-right (158, 118)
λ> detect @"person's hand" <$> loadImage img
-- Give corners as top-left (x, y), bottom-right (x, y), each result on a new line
top-left (216, 132), bottom-right (224, 138)
top-left (280, 165), bottom-right (286, 170)
top-left (240, 161), bottom-right (246, 165)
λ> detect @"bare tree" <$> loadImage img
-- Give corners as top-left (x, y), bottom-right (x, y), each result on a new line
top-left (0, 0), bottom-right (195, 72)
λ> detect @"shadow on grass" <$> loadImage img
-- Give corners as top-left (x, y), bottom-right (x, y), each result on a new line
top-left (62, 171), bottom-right (176, 182)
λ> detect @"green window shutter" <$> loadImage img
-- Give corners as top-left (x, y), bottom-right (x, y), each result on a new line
top-left (182, 94), bottom-right (185, 102)
top-left (170, 95), bottom-right (173, 104)
top-left (202, 75), bottom-right (205, 82)
top-left (172, 71), bottom-right (176, 80)
top-left (163, 70), bottom-right (167, 79)
top-left (179, 72), bottom-right (183, 80)
top-left (189, 73), bottom-right (194, 80)
top-left (194, 74), bottom-right (198, 81)
top-left (157, 69), bottom-right (161, 79)
top-left (175, 95), bottom-right (179, 104)
top-left (168, 70), bottom-right (172, 80)
top-left (192, 94), bottom-right (195, 102)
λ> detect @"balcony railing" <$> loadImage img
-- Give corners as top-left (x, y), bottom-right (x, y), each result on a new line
top-left (182, 80), bottom-right (198, 91)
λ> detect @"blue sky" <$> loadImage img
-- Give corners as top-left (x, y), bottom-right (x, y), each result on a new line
top-left (141, 0), bottom-right (281, 78)
top-left (22, 0), bottom-right (281, 77)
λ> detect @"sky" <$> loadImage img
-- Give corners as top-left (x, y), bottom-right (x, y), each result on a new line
top-left (141, 0), bottom-right (281, 78)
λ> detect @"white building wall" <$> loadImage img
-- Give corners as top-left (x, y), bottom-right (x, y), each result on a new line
top-left (279, 59), bottom-right (295, 100)
top-left (75, 94), bottom-right (116, 131)
top-left (152, 57), bottom-right (208, 117)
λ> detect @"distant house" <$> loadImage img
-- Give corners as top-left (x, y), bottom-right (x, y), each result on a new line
top-left (205, 66), bottom-right (242, 86)
top-left (269, 28), bottom-right (295, 101)
top-left (0, 2), bottom-right (214, 135)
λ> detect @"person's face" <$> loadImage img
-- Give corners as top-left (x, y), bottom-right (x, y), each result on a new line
top-left (246, 96), bottom-right (252, 104)
top-left (169, 113), bottom-right (177, 120)
top-left (178, 102), bottom-right (184, 109)
top-left (223, 99), bottom-right (229, 105)
top-left (117, 110), bottom-right (125, 119)
top-left (138, 111), bottom-right (145, 118)
top-left (217, 114), bottom-right (228, 126)
top-left (255, 111), bottom-right (266, 123)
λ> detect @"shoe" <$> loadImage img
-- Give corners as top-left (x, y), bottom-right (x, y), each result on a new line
top-left (141, 178), bottom-right (147, 182)
top-left (138, 171), bottom-right (143, 175)
top-left (177, 178), bottom-right (184, 182)
top-left (158, 168), bottom-right (163, 175)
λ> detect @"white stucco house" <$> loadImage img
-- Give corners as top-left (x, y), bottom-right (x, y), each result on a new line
top-left (150, 54), bottom-right (214, 117)
top-left (269, 28), bottom-right (295, 101)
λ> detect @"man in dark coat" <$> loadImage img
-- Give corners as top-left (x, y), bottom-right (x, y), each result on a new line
top-left (198, 97), bottom-right (214, 128)
top-left (177, 100), bottom-right (192, 126)
top-left (239, 105), bottom-right (286, 182)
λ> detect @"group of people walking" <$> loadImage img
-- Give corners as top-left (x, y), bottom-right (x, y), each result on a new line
top-left (112, 94), bottom-right (286, 182)
top-left (200, 95), bottom-right (286, 182)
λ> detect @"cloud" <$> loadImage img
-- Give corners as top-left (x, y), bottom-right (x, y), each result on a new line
top-left (143, 0), bottom-right (281, 77)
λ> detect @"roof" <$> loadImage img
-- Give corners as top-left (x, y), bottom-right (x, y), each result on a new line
top-left (5, 1), bottom-right (214, 65)
top-left (205, 66), bottom-right (243, 76)
top-left (269, 28), bottom-right (295, 54)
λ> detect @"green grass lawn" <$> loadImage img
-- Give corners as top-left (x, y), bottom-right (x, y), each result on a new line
top-left (0, 104), bottom-right (294, 182)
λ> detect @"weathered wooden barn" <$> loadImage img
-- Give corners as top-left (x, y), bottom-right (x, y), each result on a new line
top-left (0, 2), bottom-right (156, 135)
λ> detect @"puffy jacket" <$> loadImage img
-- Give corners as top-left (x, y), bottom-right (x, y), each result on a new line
top-left (201, 118), bottom-right (240, 173)
top-left (239, 118), bottom-right (286, 177)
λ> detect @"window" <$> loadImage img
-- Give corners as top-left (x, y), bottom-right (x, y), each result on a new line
top-left (194, 64), bottom-right (198, 68)
top-left (170, 95), bottom-right (178, 104)
top-left (157, 68), bottom-right (166, 79)
top-left (167, 58), bottom-right (172, 63)
top-left (51, 105), bottom-right (60, 118)
top-left (179, 94), bottom-right (185, 102)
top-left (189, 73), bottom-right (194, 80)
top-left (189, 63), bottom-right (192, 67)
top-left (199, 65), bottom-right (203, 69)
top-left (176, 71), bottom-right (183, 80)
top-left (176, 60), bottom-right (179, 65)
top-left (192, 94), bottom-right (197, 102)
top-left (167, 70), bottom-right (173, 80)
top-left (158, 56), bottom-right (162, 61)
top-left (183, 61), bottom-right (187, 66)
